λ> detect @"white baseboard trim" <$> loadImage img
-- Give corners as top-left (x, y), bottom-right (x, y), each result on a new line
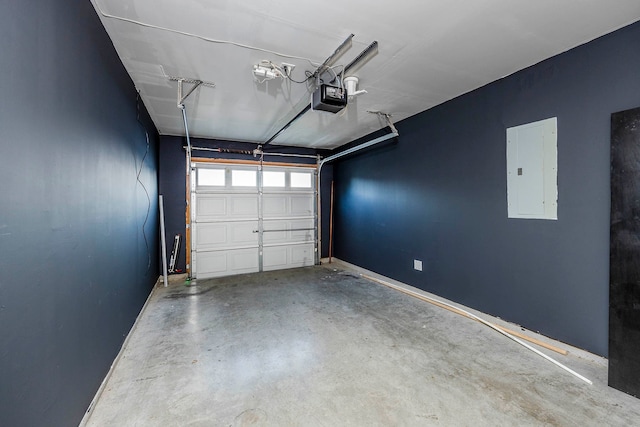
top-left (326, 258), bottom-right (606, 367)
top-left (79, 281), bottom-right (160, 426)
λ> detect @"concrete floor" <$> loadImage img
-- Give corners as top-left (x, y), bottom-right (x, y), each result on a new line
top-left (83, 265), bottom-right (640, 426)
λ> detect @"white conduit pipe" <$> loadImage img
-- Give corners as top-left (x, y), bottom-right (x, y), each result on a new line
top-left (363, 274), bottom-right (592, 385)
top-left (159, 195), bottom-right (169, 288)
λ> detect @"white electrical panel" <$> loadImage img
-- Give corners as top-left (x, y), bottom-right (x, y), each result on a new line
top-left (506, 117), bottom-right (558, 220)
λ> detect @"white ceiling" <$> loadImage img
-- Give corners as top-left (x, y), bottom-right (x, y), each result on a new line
top-left (92, 1), bottom-right (640, 150)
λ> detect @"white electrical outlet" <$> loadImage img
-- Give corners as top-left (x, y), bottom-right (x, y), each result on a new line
top-left (414, 259), bottom-right (423, 271)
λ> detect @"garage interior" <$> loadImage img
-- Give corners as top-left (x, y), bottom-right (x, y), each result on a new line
top-left (3, 1), bottom-right (640, 426)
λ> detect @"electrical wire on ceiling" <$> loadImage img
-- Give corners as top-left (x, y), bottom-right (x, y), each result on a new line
top-left (304, 65), bottom-right (344, 87)
top-left (287, 69), bottom-right (313, 84)
top-left (252, 60), bottom-right (344, 89)
top-left (93, 1), bottom-right (326, 68)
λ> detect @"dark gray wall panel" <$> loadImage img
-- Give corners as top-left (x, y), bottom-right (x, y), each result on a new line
top-left (609, 106), bottom-right (640, 397)
top-left (334, 21), bottom-right (640, 356)
top-left (158, 136), bottom-right (330, 272)
top-left (0, 1), bottom-right (159, 426)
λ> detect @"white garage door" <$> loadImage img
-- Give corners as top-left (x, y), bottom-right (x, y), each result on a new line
top-left (191, 162), bottom-right (317, 279)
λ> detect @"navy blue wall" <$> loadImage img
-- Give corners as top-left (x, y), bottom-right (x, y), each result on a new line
top-left (0, 1), bottom-right (159, 426)
top-left (159, 136), bottom-right (332, 273)
top-left (334, 21), bottom-right (640, 357)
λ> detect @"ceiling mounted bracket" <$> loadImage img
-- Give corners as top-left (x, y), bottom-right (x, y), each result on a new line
top-left (254, 145), bottom-right (263, 158)
top-left (368, 110), bottom-right (398, 134)
top-left (169, 76), bottom-right (216, 107)
top-left (177, 79), bottom-right (201, 107)
top-left (168, 76), bottom-right (215, 178)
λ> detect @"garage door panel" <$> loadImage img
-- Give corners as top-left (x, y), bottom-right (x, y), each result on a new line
top-left (263, 244), bottom-right (315, 272)
top-left (230, 222), bottom-right (259, 245)
top-left (263, 220), bottom-right (288, 243)
top-left (195, 223), bottom-right (227, 247)
top-left (291, 231), bottom-right (313, 242)
top-left (196, 194), bottom-right (258, 221)
top-left (291, 244), bottom-right (315, 265)
top-left (196, 222), bottom-right (258, 249)
top-left (195, 251), bottom-right (227, 276)
top-left (290, 219), bottom-right (314, 242)
top-left (291, 195), bottom-right (314, 217)
top-left (263, 195), bottom-right (288, 217)
top-left (231, 196), bottom-right (258, 217)
top-left (196, 248), bottom-right (259, 279)
top-left (196, 195), bottom-right (227, 219)
top-left (263, 246), bottom-right (288, 270)
top-left (229, 249), bottom-right (259, 270)
top-left (263, 219), bottom-right (314, 244)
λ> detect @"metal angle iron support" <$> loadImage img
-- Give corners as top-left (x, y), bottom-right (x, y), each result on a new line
top-left (313, 33), bottom-right (354, 84)
top-left (264, 105), bottom-right (311, 145)
top-left (171, 76), bottom-right (216, 170)
top-left (171, 76), bottom-right (217, 278)
top-left (367, 110), bottom-right (398, 135)
top-left (344, 41), bottom-right (379, 75)
top-left (170, 76), bottom-right (216, 107)
top-left (178, 79), bottom-right (201, 107)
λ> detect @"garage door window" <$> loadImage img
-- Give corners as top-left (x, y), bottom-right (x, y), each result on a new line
top-left (263, 171), bottom-right (285, 187)
top-left (198, 168), bottom-right (225, 186)
top-left (290, 172), bottom-right (312, 188)
top-left (232, 169), bottom-right (257, 187)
